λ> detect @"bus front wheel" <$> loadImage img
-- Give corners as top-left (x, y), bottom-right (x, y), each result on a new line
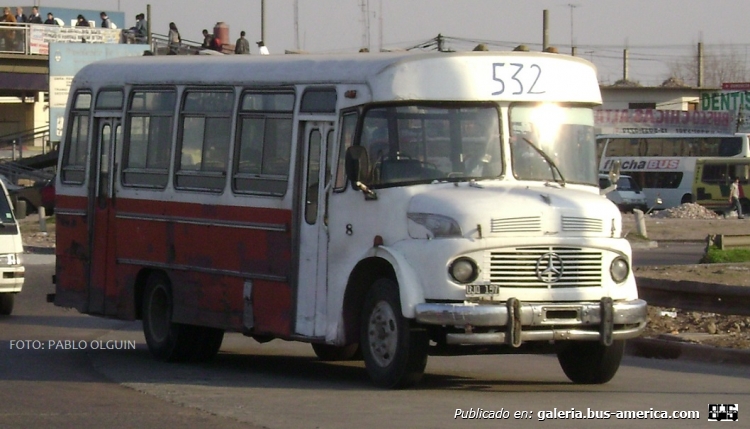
top-left (556, 340), bottom-right (624, 384)
top-left (360, 278), bottom-right (428, 388)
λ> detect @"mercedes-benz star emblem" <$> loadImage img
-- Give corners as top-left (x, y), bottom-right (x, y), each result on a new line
top-left (535, 252), bottom-right (564, 283)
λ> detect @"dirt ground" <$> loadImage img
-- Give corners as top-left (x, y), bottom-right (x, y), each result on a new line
top-left (623, 213), bottom-right (750, 349)
top-left (20, 213), bottom-right (750, 350)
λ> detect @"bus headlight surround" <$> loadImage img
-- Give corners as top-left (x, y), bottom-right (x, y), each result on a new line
top-left (449, 257), bottom-right (478, 284)
top-left (407, 213), bottom-right (462, 239)
top-left (610, 257), bottom-right (629, 283)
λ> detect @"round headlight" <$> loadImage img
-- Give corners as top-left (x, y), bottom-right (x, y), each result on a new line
top-left (610, 257), bottom-right (629, 283)
top-left (449, 257), bottom-right (478, 284)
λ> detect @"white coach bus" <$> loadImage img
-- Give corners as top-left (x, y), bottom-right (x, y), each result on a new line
top-left (51, 51), bottom-right (646, 388)
top-left (597, 132), bottom-right (750, 208)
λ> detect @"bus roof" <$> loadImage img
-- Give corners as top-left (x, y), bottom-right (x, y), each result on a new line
top-left (72, 51), bottom-right (601, 104)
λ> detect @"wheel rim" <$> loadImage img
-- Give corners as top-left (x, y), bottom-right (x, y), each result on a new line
top-left (147, 286), bottom-right (170, 342)
top-left (367, 300), bottom-right (398, 368)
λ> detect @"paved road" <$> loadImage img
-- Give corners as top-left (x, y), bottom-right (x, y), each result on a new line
top-left (2, 257), bottom-right (748, 428)
top-left (633, 242), bottom-right (705, 266)
top-left (0, 256), bottom-right (260, 429)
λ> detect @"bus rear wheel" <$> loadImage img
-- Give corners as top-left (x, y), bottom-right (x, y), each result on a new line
top-left (360, 278), bottom-right (428, 389)
top-left (0, 293), bottom-right (14, 315)
top-left (142, 274), bottom-right (224, 362)
top-left (311, 343), bottom-right (361, 361)
top-left (556, 340), bottom-right (625, 384)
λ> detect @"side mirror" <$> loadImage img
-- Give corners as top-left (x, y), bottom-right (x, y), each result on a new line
top-left (608, 159), bottom-right (621, 185)
top-left (345, 146), bottom-right (369, 189)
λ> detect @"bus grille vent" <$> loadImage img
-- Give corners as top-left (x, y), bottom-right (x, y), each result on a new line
top-left (488, 246), bottom-right (602, 288)
top-left (490, 216), bottom-right (541, 233)
top-left (561, 216), bottom-right (603, 232)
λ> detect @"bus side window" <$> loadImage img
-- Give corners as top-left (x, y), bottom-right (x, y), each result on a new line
top-left (175, 90), bottom-right (233, 192)
top-left (122, 90), bottom-right (176, 188)
top-left (61, 92), bottom-right (92, 184)
top-left (232, 90), bottom-right (295, 197)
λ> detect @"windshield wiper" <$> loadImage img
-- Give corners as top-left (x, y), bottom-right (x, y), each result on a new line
top-left (521, 137), bottom-right (566, 186)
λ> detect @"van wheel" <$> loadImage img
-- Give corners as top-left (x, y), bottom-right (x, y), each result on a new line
top-left (360, 278), bottom-right (428, 388)
top-left (556, 340), bottom-right (624, 384)
top-left (312, 343), bottom-right (361, 361)
top-left (681, 194), bottom-right (692, 205)
top-left (0, 293), bottom-right (14, 315)
top-left (142, 274), bottom-right (198, 362)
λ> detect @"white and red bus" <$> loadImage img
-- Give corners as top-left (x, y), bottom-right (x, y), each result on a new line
top-left (52, 51), bottom-right (646, 388)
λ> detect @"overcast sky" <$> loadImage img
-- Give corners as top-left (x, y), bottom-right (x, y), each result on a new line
top-left (34, 0), bottom-right (750, 86)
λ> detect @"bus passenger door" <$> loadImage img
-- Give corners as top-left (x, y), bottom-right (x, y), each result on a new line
top-left (87, 118), bottom-right (120, 315)
top-left (296, 121), bottom-right (334, 337)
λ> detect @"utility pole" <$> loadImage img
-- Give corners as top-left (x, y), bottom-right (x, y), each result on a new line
top-left (567, 3), bottom-right (579, 55)
top-left (542, 10), bottom-right (549, 51)
top-left (294, 0), bottom-right (299, 50)
top-left (261, 0), bottom-right (266, 43)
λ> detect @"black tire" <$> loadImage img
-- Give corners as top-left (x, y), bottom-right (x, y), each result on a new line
top-left (556, 340), bottom-right (625, 384)
top-left (142, 274), bottom-right (224, 362)
top-left (0, 293), bottom-right (14, 316)
top-left (360, 278), bottom-right (428, 389)
top-left (311, 343), bottom-right (361, 361)
top-left (681, 194), bottom-right (692, 205)
top-left (189, 326), bottom-right (225, 362)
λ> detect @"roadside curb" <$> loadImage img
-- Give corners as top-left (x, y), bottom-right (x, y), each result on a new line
top-left (628, 240), bottom-right (658, 249)
top-left (626, 337), bottom-right (750, 366)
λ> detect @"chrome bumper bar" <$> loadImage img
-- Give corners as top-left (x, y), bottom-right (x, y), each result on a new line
top-left (415, 298), bottom-right (648, 346)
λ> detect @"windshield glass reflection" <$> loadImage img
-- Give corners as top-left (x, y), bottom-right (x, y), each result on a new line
top-left (510, 104), bottom-right (597, 186)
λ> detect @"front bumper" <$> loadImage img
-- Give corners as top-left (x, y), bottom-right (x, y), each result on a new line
top-left (415, 298), bottom-right (647, 346)
top-left (0, 267), bottom-right (24, 293)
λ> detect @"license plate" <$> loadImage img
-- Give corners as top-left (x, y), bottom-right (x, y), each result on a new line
top-left (466, 283), bottom-right (500, 296)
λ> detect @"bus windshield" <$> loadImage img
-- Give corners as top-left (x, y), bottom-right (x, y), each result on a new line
top-left (360, 104), bottom-right (503, 187)
top-left (510, 104), bottom-right (597, 186)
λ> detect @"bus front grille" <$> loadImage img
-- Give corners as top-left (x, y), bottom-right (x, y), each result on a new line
top-left (487, 246), bottom-right (602, 288)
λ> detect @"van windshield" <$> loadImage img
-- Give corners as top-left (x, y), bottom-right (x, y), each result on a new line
top-left (510, 103), bottom-right (597, 186)
top-left (616, 176), bottom-right (640, 191)
top-left (359, 104), bottom-right (503, 187)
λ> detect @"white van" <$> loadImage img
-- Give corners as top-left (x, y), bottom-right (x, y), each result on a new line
top-left (599, 174), bottom-right (648, 212)
top-left (0, 180), bottom-right (25, 315)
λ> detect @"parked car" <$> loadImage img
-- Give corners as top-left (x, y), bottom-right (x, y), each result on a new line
top-left (599, 174), bottom-right (648, 213)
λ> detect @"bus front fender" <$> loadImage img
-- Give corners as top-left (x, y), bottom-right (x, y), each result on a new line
top-left (364, 246), bottom-right (425, 319)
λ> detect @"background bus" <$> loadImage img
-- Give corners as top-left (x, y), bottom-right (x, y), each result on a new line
top-left (597, 132), bottom-right (750, 209)
top-left (693, 157), bottom-right (750, 214)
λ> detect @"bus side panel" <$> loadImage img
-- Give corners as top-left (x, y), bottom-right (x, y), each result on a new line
top-left (54, 195), bottom-right (90, 312)
top-left (111, 198), bottom-right (293, 335)
top-left (252, 279), bottom-right (292, 336)
top-left (169, 271), bottom-right (245, 329)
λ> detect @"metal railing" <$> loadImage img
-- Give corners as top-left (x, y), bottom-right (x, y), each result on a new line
top-left (149, 32), bottom-right (226, 55)
top-left (0, 22), bottom-right (125, 55)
